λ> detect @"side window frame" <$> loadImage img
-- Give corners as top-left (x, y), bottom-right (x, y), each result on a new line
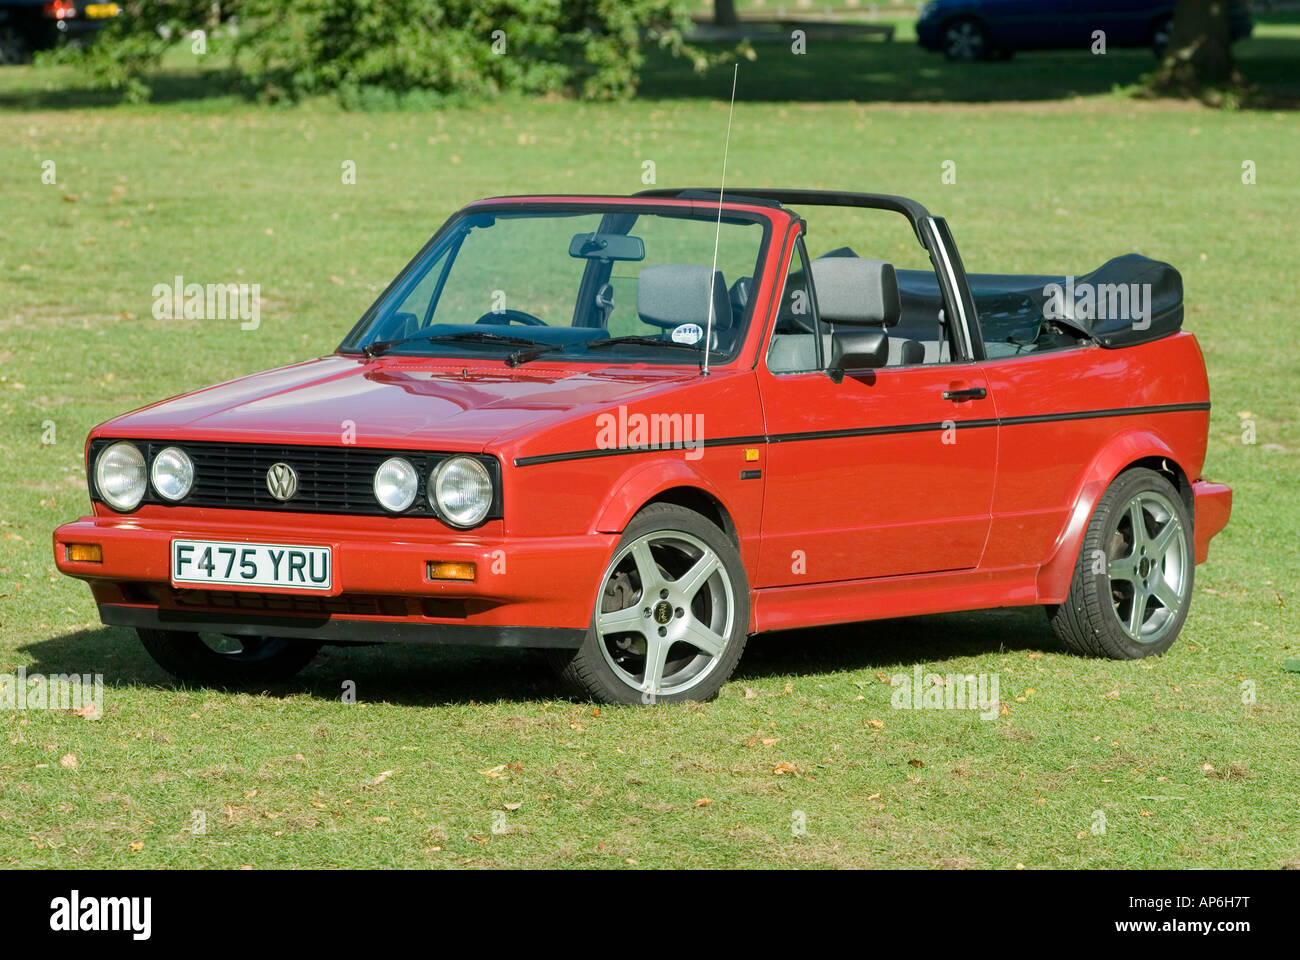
top-left (764, 226), bottom-right (829, 376)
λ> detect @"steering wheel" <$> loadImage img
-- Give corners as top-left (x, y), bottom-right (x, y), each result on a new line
top-left (474, 309), bottom-right (548, 327)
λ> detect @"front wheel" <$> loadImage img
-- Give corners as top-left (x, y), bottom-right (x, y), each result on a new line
top-left (137, 629), bottom-right (322, 687)
top-left (1048, 467), bottom-right (1194, 659)
top-left (549, 503), bottom-right (750, 704)
top-left (942, 17), bottom-right (989, 61)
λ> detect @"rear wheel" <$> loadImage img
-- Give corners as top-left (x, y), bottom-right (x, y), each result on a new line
top-left (1048, 468), bottom-right (1194, 659)
top-left (549, 503), bottom-right (749, 704)
top-left (942, 17), bottom-right (989, 61)
top-left (137, 629), bottom-right (321, 687)
top-left (0, 26), bottom-right (31, 65)
top-left (1151, 16), bottom-right (1172, 57)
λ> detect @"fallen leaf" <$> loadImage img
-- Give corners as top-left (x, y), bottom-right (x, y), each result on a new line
top-left (867, 718), bottom-right (884, 729)
top-left (772, 761), bottom-right (799, 775)
top-left (59, 753), bottom-right (77, 770)
top-left (129, 841), bottom-right (144, 853)
top-left (370, 770), bottom-right (395, 785)
top-left (908, 759), bottom-right (925, 768)
top-left (694, 798), bottom-right (712, 808)
top-left (743, 687), bottom-right (758, 699)
top-left (503, 802), bottom-right (522, 811)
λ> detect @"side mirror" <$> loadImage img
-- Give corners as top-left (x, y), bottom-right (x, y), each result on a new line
top-left (827, 329), bottom-right (888, 382)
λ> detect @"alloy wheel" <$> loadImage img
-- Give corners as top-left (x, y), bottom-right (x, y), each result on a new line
top-left (944, 21), bottom-right (985, 60)
top-left (1105, 490), bottom-right (1189, 644)
top-left (595, 530), bottom-right (734, 701)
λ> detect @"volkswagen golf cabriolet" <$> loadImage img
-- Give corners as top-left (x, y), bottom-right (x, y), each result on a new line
top-left (53, 189), bottom-right (1231, 703)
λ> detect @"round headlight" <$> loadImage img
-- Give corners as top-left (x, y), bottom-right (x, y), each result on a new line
top-left (150, 446), bottom-right (194, 502)
top-left (94, 441), bottom-right (147, 512)
top-left (374, 457), bottom-right (419, 512)
top-left (431, 456), bottom-right (492, 528)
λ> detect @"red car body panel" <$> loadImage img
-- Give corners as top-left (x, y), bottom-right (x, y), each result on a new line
top-left (53, 193), bottom-right (1231, 647)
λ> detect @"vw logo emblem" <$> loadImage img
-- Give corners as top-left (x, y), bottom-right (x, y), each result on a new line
top-left (266, 462), bottom-right (298, 502)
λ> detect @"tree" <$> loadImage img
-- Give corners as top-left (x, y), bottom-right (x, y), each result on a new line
top-left (1149, 0), bottom-right (1240, 95)
top-left (714, 0), bottom-right (738, 27)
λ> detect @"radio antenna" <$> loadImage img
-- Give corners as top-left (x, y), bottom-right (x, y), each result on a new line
top-left (701, 62), bottom-right (738, 377)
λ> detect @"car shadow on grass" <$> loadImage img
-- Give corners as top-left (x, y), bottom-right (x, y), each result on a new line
top-left (19, 605), bottom-right (1060, 707)
top-left (737, 605), bottom-right (1058, 684)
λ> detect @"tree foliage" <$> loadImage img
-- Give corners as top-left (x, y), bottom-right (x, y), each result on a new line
top-left (73, 0), bottom-right (704, 104)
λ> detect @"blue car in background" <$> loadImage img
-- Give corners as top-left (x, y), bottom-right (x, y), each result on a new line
top-left (916, 0), bottom-right (1253, 61)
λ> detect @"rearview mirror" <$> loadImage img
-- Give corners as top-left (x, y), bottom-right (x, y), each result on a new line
top-left (569, 232), bottom-right (645, 262)
top-left (827, 329), bottom-right (888, 382)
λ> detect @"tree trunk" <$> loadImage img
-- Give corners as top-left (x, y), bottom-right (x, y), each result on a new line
top-left (1150, 0), bottom-right (1239, 94)
top-left (714, 0), bottom-right (739, 27)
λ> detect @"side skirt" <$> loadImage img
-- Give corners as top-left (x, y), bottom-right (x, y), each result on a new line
top-left (751, 565), bottom-right (1040, 634)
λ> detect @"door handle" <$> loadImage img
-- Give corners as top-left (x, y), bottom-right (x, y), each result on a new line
top-left (943, 387), bottom-right (987, 401)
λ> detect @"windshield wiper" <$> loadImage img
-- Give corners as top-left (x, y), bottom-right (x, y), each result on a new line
top-left (584, 336), bottom-right (710, 353)
top-left (504, 342), bottom-right (569, 367)
top-left (362, 330), bottom-right (544, 359)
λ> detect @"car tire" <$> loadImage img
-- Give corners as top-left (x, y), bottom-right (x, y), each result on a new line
top-left (942, 17), bottom-right (990, 61)
top-left (137, 629), bottom-right (322, 687)
top-left (0, 26), bottom-right (32, 65)
top-left (548, 503), bottom-right (750, 705)
top-left (1151, 16), bottom-right (1172, 58)
top-left (1048, 467), bottom-right (1194, 660)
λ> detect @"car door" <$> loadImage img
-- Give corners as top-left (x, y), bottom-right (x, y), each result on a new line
top-left (982, 0), bottom-right (1073, 50)
top-left (754, 232), bottom-right (997, 588)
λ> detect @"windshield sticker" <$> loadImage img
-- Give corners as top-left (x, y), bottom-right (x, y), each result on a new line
top-left (671, 323), bottom-right (704, 345)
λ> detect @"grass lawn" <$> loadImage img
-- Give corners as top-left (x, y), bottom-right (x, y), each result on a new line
top-left (0, 21), bottom-right (1297, 869)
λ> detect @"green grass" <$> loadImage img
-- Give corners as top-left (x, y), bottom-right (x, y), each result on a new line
top-left (1, 30), bottom-right (1298, 869)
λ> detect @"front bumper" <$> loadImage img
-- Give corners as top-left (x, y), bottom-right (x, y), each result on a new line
top-left (54, 510), bottom-right (616, 648)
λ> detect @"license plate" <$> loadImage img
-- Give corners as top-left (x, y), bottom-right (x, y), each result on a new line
top-left (171, 540), bottom-right (332, 592)
top-left (85, 3), bottom-right (120, 18)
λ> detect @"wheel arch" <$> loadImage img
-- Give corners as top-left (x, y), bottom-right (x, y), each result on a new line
top-left (1036, 429), bottom-right (1192, 603)
top-left (592, 460), bottom-right (739, 543)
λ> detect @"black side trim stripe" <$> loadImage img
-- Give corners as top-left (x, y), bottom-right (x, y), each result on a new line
top-left (512, 401), bottom-right (1210, 467)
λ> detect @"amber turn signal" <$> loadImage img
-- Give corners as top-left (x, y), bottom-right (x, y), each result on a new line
top-left (66, 543), bottom-right (103, 563)
top-left (427, 561), bottom-right (476, 582)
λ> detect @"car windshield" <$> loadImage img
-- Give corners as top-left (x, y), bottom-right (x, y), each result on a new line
top-left (340, 205), bottom-right (769, 364)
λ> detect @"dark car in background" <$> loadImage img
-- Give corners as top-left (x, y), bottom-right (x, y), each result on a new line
top-left (916, 0), bottom-right (1253, 61)
top-left (0, 0), bottom-right (119, 64)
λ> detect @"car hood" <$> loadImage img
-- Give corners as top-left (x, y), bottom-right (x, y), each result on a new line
top-left (92, 355), bottom-right (707, 451)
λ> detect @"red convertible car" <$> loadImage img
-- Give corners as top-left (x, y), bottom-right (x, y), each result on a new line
top-left (53, 190), bottom-right (1231, 703)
